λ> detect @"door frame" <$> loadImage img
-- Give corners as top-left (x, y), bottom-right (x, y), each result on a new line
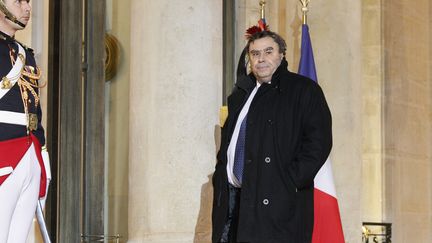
top-left (47, 0), bottom-right (106, 241)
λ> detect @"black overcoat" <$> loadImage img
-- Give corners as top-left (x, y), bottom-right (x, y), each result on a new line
top-left (212, 60), bottom-right (332, 243)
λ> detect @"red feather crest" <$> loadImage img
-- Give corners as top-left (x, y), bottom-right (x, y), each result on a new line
top-left (245, 24), bottom-right (269, 40)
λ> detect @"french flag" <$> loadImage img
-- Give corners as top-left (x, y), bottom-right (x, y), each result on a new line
top-left (298, 24), bottom-right (345, 243)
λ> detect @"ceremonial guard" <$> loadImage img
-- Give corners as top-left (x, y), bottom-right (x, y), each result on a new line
top-left (0, 0), bottom-right (51, 242)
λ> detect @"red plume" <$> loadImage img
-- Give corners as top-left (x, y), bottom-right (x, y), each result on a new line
top-left (245, 23), bottom-right (269, 39)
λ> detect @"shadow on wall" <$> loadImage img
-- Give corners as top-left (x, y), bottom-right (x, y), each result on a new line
top-left (193, 125), bottom-right (222, 243)
top-left (193, 174), bottom-right (214, 243)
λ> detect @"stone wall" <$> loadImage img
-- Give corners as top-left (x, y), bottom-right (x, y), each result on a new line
top-left (383, 1), bottom-right (432, 242)
top-left (128, 1), bottom-right (222, 242)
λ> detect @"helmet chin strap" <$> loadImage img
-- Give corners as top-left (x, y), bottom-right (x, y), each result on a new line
top-left (0, 1), bottom-right (26, 29)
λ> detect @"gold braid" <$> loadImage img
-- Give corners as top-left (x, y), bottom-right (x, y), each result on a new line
top-left (8, 43), bottom-right (46, 133)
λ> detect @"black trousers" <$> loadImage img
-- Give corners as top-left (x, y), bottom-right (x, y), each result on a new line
top-left (219, 184), bottom-right (242, 243)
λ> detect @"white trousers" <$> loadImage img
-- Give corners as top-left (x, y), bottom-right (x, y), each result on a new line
top-left (0, 144), bottom-right (41, 243)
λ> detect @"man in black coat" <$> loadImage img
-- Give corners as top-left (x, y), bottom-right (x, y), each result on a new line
top-left (212, 29), bottom-right (332, 243)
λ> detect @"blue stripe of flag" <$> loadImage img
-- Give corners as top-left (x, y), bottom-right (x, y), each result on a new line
top-left (298, 24), bottom-right (318, 83)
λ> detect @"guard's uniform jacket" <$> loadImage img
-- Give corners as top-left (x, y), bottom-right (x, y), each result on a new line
top-left (212, 59), bottom-right (332, 243)
top-left (0, 30), bottom-right (47, 196)
top-left (0, 30), bottom-right (45, 144)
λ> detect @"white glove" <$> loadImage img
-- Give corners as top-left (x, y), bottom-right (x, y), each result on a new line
top-left (39, 148), bottom-right (51, 209)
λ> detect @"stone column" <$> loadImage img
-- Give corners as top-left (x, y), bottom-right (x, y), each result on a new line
top-left (362, 0), bottom-right (384, 222)
top-left (128, 1), bottom-right (222, 242)
top-left (383, 1), bottom-right (432, 242)
top-left (105, 0), bottom-right (131, 240)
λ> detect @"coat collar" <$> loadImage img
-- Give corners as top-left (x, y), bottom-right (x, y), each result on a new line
top-left (235, 74), bottom-right (255, 93)
top-left (270, 59), bottom-right (292, 93)
top-left (235, 58), bottom-right (290, 93)
top-left (268, 58), bottom-right (289, 88)
top-left (0, 30), bottom-right (15, 43)
top-left (0, 30), bottom-right (33, 53)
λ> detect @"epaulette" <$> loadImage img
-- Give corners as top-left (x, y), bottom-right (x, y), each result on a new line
top-left (0, 31), bottom-right (34, 53)
top-left (15, 39), bottom-right (34, 53)
top-left (0, 32), bottom-right (7, 41)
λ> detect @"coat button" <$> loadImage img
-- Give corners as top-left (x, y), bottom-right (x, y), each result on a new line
top-left (264, 157), bottom-right (271, 163)
top-left (267, 119), bottom-right (273, 125)
top-left (246, 159), bottom-right (252, 164)
top-left (263, 199), bottom-right (269, 205)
